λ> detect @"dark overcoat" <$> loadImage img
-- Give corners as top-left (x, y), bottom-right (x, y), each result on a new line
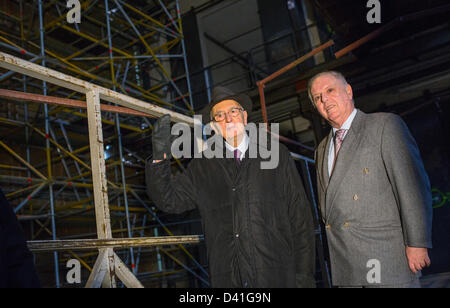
top-left (146, 138), bottom-right (315, 288)
top-left (0, 188), bottom-right (40, 288)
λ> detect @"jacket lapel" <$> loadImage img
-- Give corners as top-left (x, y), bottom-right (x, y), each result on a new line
top-left (322, 132), bottom-right (332, 189)
top-left (325, 110), bottom-right (365, 222)
top-left (315, 131), bottom-right (332, 219)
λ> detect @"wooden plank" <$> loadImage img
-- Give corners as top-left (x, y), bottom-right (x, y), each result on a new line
top-left (0, 51), bottom-right (194, 126)
top-left (27, 236), bottom-right (203, 252)
top-left (85, 249), bottom-right (108, 288)
top-left (102, 249), bottom-right (117, 288)
top-left (86, 89), bottom-right (112, 240)
top-left (85, 89), bottom-right (117, 288)
top-left (114, 253), bottom-right (144, 288)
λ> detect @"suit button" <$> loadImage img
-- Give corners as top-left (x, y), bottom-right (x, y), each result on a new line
top-left (344, 222), bottom-right (350, 228)
top-left (235, 233), bottom-right (239, 238)
top-left (353, 194), bottom-right (359, 201)
top-left (326, 224), bottom-right (331, 230)
top-left (364, 168), bottom-right (369, 174)
top-left (232, 188), bottom-right (236, 192)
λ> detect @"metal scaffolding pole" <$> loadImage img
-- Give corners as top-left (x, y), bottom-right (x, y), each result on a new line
top-left (105, 0), bottom-right (136, 274)
top-left (38, 0), bottom-right (60, 288)
top-left (0, 50), bottom-right (206, 287)
top-left (0, 0), bottom-right (202, 287)
top-left (112, 0), bottom-right (193, 113)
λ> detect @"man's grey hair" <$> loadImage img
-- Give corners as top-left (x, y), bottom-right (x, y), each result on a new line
top-left (307, 71), bottom-right (350, 105)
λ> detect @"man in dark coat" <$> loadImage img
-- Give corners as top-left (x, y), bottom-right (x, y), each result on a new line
top-left (0, 187), bottom-right (41, 288)
top-left (146, 86), bottom-right (315, 288)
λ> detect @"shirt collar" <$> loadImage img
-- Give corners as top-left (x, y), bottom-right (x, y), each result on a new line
top-left (332, 108), bottom-right (357, 134)
top-left (225, 132), bottom-right (249, 154)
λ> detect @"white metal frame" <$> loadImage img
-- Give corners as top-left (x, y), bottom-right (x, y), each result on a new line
top-left (0, 51), bottom-right (200, 288)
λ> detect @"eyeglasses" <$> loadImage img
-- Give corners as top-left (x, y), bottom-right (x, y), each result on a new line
top-left (212, 107), bottom-right (244, 122)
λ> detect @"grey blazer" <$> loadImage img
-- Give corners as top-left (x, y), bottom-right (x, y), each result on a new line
top-left (314, 109), bottom-right (432, 286)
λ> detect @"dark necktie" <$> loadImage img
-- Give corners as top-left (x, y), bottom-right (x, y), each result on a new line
top-left (234, 149), bottom-right (242, 164)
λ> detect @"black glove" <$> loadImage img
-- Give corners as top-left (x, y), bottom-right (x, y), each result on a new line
top-left (152, 114), bottom-right (172, 160)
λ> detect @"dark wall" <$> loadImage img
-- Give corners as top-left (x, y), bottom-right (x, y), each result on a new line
top-left (173, 11), bottom-right (209, 112)
top-left (401, 99), bottom-right (450, 275)
top-left (257, 0), bottom-right (300, 73)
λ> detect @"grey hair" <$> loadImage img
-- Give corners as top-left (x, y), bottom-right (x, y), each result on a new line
top-left (307, 71), bottom-right (350, 105)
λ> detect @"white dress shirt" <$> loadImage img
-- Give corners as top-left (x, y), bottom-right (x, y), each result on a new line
top-left (225, 133), bottom-right (249, 161)
top-left (328, 108), bottom-right (357, 177)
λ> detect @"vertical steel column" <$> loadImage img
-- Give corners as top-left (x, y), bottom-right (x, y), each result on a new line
top-left (20, 0), bottom-right (33, 241)
top-left (24, 78), bottom-right (34, 239)
top-left (134, 214), bottom-right (147, 273)
top-left (38, 0), bottom-right (60, 288)
top-left (153, 224), bottom-right (163, 272)
top-left (105, 0), bottom-right (136, 274)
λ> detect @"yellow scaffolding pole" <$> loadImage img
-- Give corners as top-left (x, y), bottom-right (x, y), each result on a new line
top-left (0, 140), bottom-right (48, 180)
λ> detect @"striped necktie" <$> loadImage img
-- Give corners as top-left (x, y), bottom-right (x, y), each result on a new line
top-left (331, 129), bottom-right (347, 174)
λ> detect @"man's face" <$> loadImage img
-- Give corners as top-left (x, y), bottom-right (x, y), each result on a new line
top-left (211, 99), bottom-right (248, 144)
top-left (310, 74), bottom-right (355, 128)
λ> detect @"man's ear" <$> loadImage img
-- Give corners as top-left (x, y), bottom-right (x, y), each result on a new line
top-left (243, 111), bottom-right (248, 126)
top-left (346, 84), bottom-right (353, 100)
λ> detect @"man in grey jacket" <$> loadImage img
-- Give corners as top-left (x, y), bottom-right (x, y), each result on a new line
top-left (310, 71), bottom-right (432, 288)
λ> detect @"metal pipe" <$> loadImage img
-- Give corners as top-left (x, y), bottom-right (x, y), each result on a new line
top-left (0, 140), bottom-right (47, 180)
top-left (0, 52), bottom-right (195, 125)
top-left (14, 182), bottom-right (47, 213)
top-left (135, 214), bottom-right (147, 273)
top-left (0, 89), bottom-right (156, 119)
top-left (303, 160), bottom-right (331, 287)
top-left (38, 0), bottom-right (60, 288)
top-left (48, 125), bottom-right (82, 201)
top-left (20, 1), bottom-right (34, 238)
top-left (159, 0), bottom-right (180, 33)
top-left (71, 55), bottom-right (184, 61)
top-left (259, 40), bottom-right (334, 85)
top-left (58, 122), bottom-right (92, 198)
top-left (255, 40), bottom-right (334, 152)
top-left (105, 0), bottom-right (136, 274)
top-left (113, 0), bottom-right (194, 113)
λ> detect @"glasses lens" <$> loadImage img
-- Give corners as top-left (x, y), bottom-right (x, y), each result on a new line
top-left (214, 113), bottom-right (224, 122)
top-left (231, 108), bottom-right (242, 117)
top-left (214, 108), bottom-right (242, 121)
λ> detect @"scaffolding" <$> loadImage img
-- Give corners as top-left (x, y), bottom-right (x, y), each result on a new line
top-left (0, 0), bottom-right (407, 288)
top-left (0, 0), bottom-right (207, 288)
